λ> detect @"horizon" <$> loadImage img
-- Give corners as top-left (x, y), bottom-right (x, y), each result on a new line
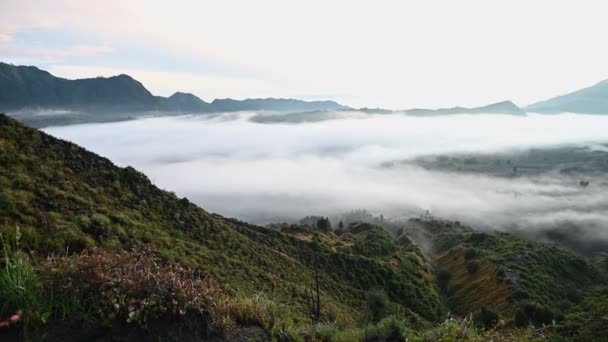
top-left (1, 60), bottom-right (605, 111)
top-left (2, 2), bottom-right (608, 339)
top-left (2, 1), bottom-right (608, 109)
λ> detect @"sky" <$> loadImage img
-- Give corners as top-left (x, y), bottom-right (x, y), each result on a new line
top-left (2, 0), bottom-right (608, 109)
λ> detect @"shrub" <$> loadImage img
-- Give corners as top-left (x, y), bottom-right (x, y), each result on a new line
top-left (365, 289), bottom-right (391, 323)
top-left (37, 246), bottom-right (293, 338)
top-left (39, 246), bottom-right (223, 330)
top-left (90, 213), bottom-right (111, 226)
top-left (514, 302), bottom-right (553, 327)
top-left (464, 248), bottom-right (479, 260)
top-left (436, 269), bottom-right (452, 291)
top-left (364, 315), bottom-right (411, 342)
top-left (423, 315), bottom-right (476, 341)
top-left (466, 261), bottom-right (480, 275)
top-left (0, 191), bottom-right (18, 217)
top-left (473, 306), bottom-right (499, 329)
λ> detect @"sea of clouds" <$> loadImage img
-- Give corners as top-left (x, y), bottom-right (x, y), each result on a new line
top-left (44, 112), bottom-right (608, 247)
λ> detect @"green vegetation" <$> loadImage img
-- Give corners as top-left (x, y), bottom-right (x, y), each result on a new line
top-left (0, 114), bottom-right (441, 339)
top-left (410, 218), bottom-right (601, 321)
top-left (556, 286), bottom-right (608, 341)
top-left (0, 228), bottom-right (39, 323)
top-left (364, 289), bottom-right (391, 323)
top-left (473, 307), bottom-right (499, 329)
top-left (0, 114), bottom-right (605, 340)
top-left (513, 302), bottom-right (553, 327)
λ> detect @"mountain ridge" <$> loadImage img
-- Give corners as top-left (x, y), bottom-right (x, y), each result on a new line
top-left (525, 79), bottom-right (608, 113)
top-left (406, 100), bottom-right (526, 116)
top-left (0, 62), bottom-right (346, 114)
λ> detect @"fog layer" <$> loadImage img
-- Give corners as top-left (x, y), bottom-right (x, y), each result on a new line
top-left (45, 112), bottom-right (608, 246)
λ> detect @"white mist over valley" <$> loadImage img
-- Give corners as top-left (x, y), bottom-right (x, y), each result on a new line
top-left (44, 111), bottom-right (608, 251)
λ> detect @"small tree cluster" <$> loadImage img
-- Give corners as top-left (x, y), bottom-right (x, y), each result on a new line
top-left (473, 306), bottom-right (499, 329)
top-left (316, 217), bottom-right (332, 232)
top-left (514, 302), bottom-right (553, 327)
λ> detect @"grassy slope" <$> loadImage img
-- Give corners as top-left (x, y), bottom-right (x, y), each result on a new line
top-left (0, 113), bottom-right (443, 325)
top-left (436, 246), bottom-right (512, 317)
top-left (405, 218), bottom-right (602, 320)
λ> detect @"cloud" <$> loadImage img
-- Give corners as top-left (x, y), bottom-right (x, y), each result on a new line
top-left (43, 112), bottom-right (608, 240)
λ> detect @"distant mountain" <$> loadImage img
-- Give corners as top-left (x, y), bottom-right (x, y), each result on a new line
top-left (406, 100), bottom-right (526, 116)
top-left (0, 62), bottom-right (346, 115)
top-left (0, 63), bottom-right (156, 111)
top-left (525, 79), bottom-right (608, 114)
top-left (160, 92), bottom-right (211, 112)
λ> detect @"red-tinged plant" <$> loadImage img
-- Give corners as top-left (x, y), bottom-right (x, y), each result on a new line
top-left (39, 245), bottom-right (225, 328)
top-left (33, 245), bottom-right (290, 338)
top-left (0, 312), bottom-right (20, 327)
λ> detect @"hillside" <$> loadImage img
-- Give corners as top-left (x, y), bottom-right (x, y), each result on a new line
top-left (526, 79), bottom-right (608, 114)
top-left (403, 218), bottom-right (602, 324)
top-left (0, 113), bottom-right (443, 340)
top-left (0, 113), bottom-right (605, 340)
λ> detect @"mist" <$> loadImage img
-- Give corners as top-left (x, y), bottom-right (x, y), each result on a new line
top-left (44, 112), bottom-right (608, 251)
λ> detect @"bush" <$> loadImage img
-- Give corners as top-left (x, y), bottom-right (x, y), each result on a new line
top-left (38, 246), bottom-right (293, 338)
top-left (90, 213), bottom-right (111, 226)
top-left (365, 289), bottom-right (391, 323)
top-left (436, 269), bottom-right (452, 291)
top-left (39, 246), bottom-right (222, 330)
top-left (514, 302), bottom-right (553, 327)
top-left (466, 261), bottom-right (480, 275)
top-left (0, 191), bottom-right (18, 217)
top-left (364, 315), bottom-right (410, 342)
top-left (473, 306), bottom-right (499, 329)
top-left (464, 248), bottom-right (479, 260)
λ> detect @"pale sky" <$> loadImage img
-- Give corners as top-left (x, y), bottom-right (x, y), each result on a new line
top-left (1, 0), bottom-right (608, 109)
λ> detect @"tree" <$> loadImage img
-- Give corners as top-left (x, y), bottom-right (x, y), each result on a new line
top-left (305, 264), bottom-right (322, 323)
top-left (514, 302), bottom-right (553, 327)
top-left (316, 217), bottom-right (331, 232)
top-left (335, 221), bottom-right (345, 236)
